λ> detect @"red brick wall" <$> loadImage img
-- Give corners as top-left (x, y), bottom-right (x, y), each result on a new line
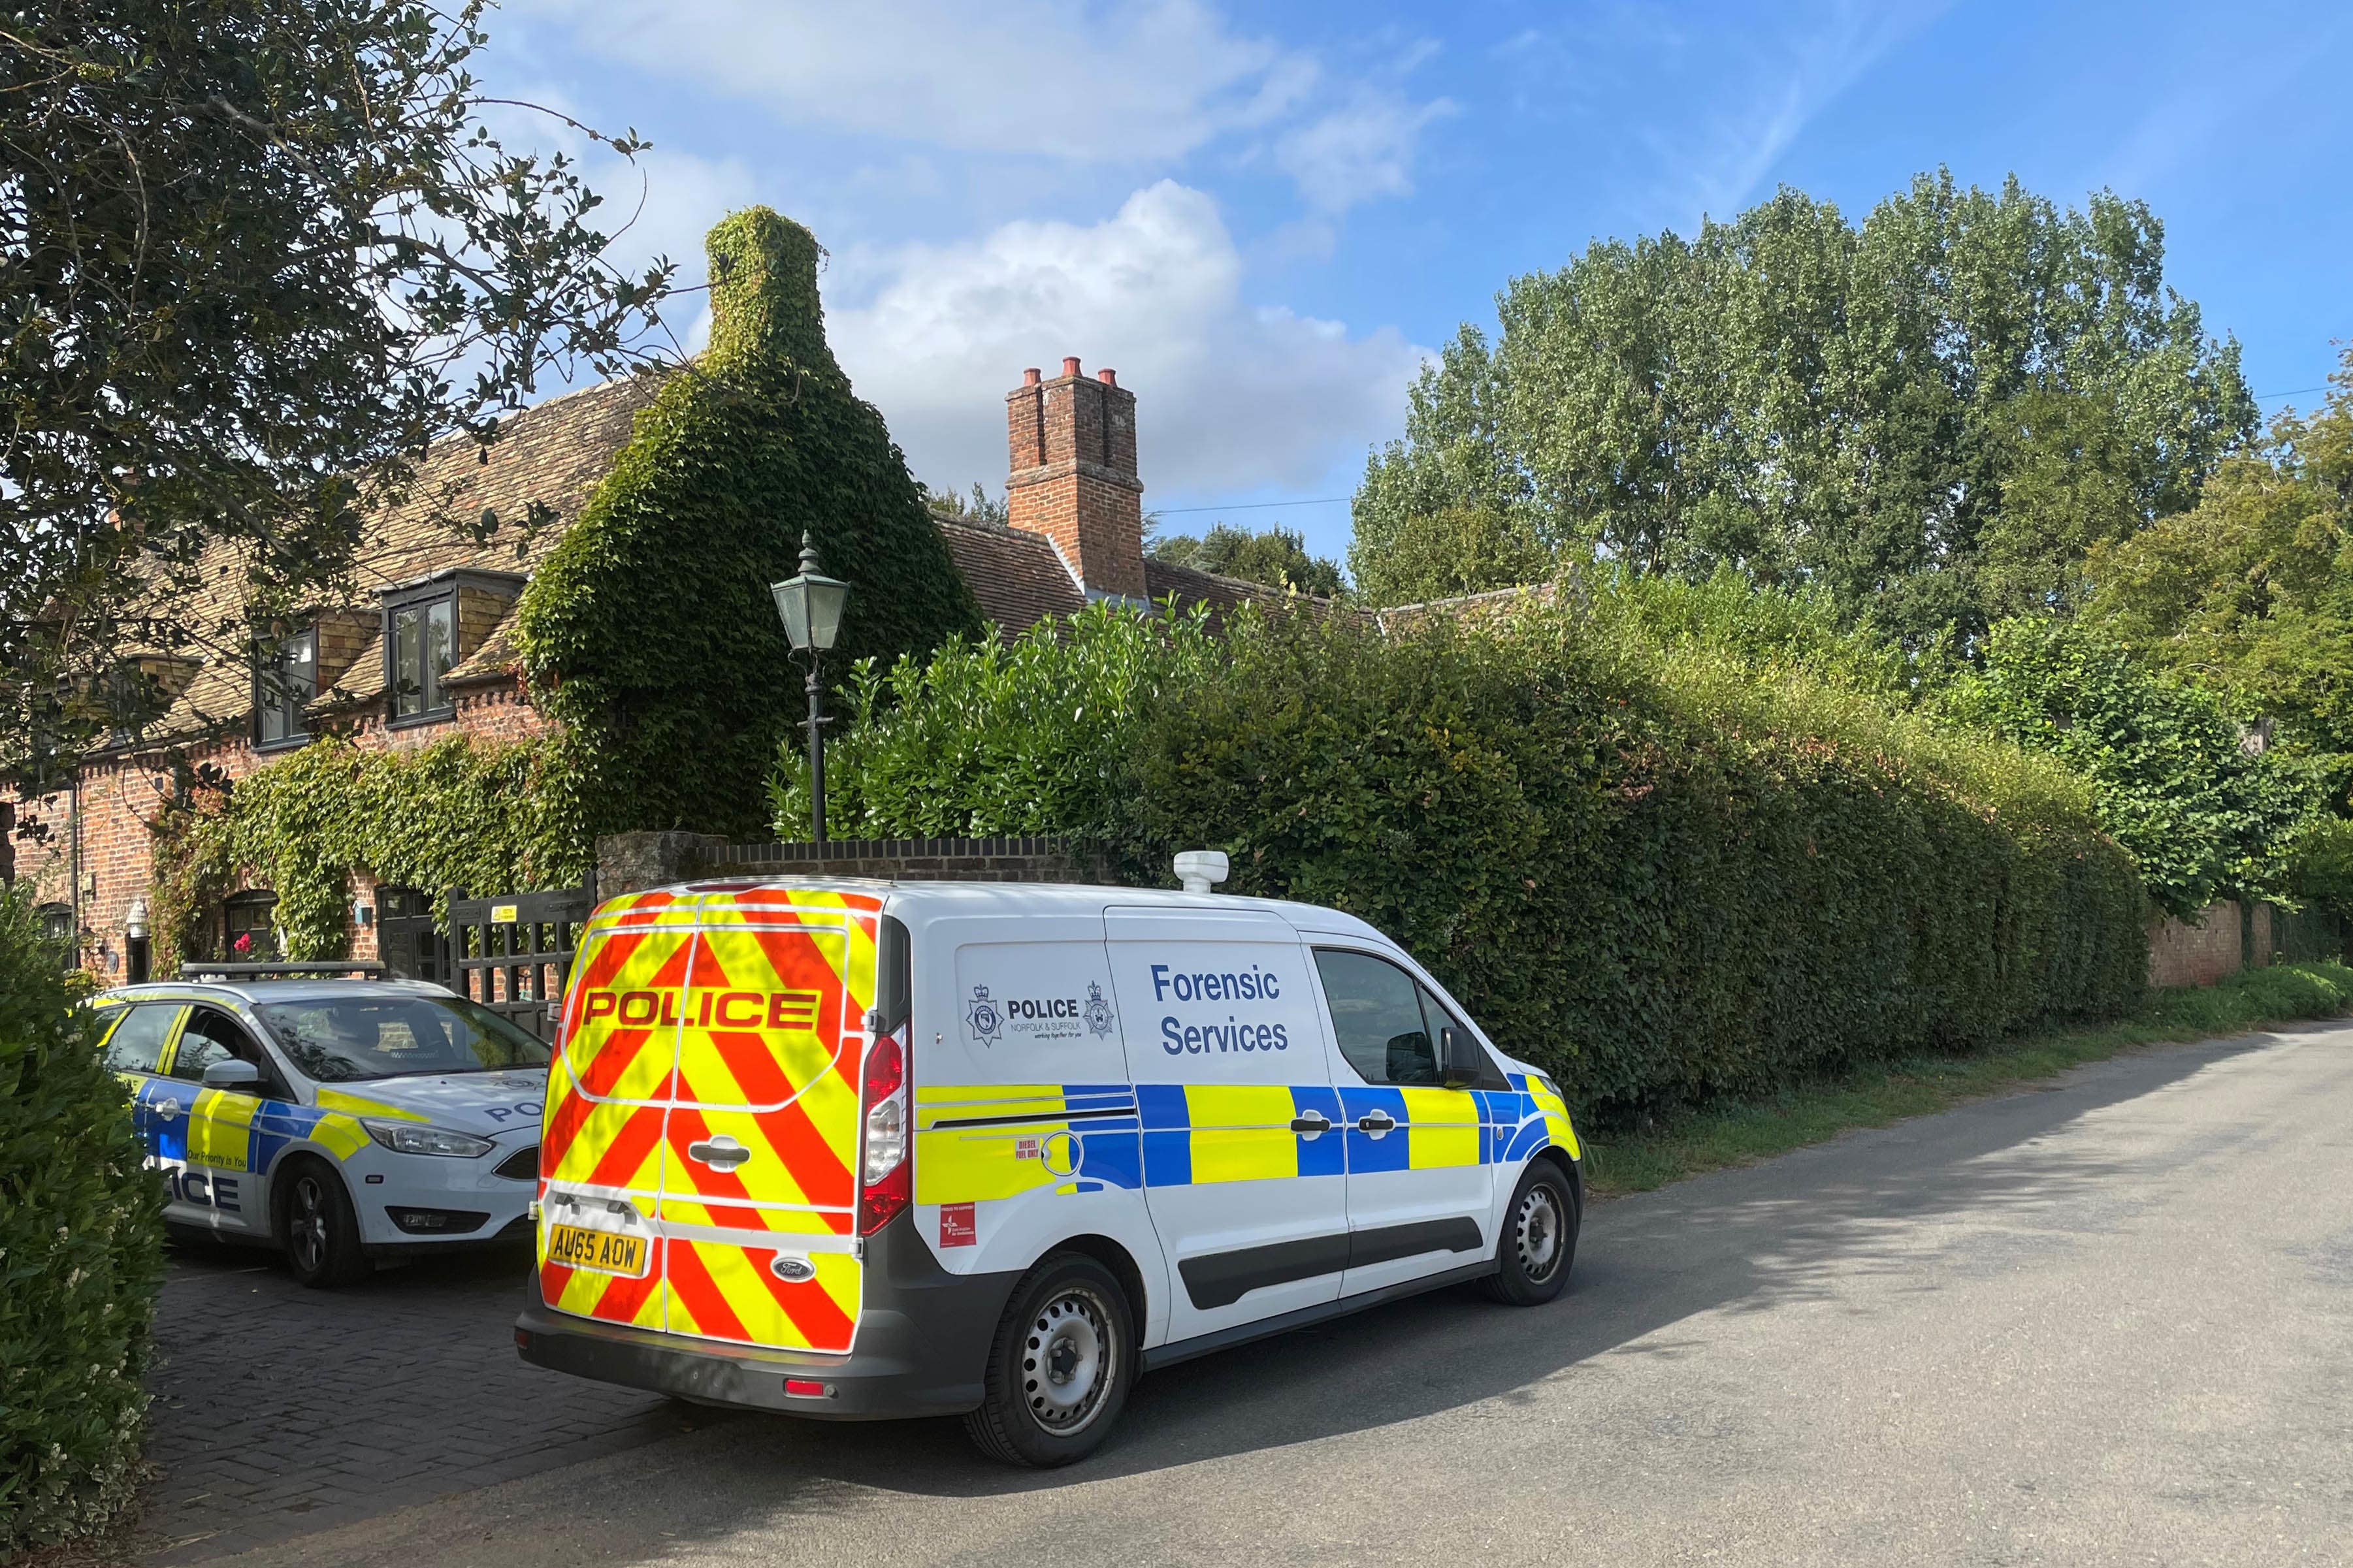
top-left (1004, 359), bottom-right (1146, 600)
top-left (2147, 901), bottom-right (2243, 989)
top-left (5, 679), bottom-right (549, 980)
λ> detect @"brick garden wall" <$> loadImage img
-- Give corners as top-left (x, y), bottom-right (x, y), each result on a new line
top-left (595, 831), bottom-right (1123, 899)
top-left (2147, 901), bottom-right (2245, 989)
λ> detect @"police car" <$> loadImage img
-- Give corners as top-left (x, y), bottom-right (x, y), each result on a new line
top-left (515, 855), bottom-right (1582, 1465)
top-left (96, 970), bottom-right (550, 1286)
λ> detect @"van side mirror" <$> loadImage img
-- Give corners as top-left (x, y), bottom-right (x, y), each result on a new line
top-left (1438, 1026), bottom-right (1482, 1090)
top-left (201, 1058), bottom-right (262, 1092)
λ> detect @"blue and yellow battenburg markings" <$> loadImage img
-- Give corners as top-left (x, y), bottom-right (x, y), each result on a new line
top-left (915, 1077), bottom-right (1575, 1204)
top-left (125, 1075), bottom-right (419, 1172)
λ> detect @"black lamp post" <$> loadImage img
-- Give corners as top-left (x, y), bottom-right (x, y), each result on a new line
top-left (770, 534), bottom-right (851, 844)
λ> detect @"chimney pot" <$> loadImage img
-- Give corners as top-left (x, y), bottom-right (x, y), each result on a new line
top-left (1097, 368), bottom-right (1117, 386)
top-left (1062, 356), bottom-right (1082, 378)
top-left (1023, 366), bottom-right (1041, 387)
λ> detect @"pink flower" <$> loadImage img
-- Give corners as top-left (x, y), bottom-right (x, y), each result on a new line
top-left (233, 931), bottom-right (252, 955)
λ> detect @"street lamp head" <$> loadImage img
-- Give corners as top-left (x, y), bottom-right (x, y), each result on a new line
top-left (770, 532), bottom-right (851, 654)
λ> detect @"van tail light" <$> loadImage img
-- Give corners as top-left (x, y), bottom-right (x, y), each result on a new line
top-left (858, 1031), bottom-right (909, 1236)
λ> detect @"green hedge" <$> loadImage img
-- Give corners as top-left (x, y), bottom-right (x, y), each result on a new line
top-left (779, 588), bottom-right (2147, 1115)
top-left (0, 888), bottom-right (165, 1550)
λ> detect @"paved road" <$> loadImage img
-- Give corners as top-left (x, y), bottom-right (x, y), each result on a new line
top-left (187, 1021), bottom-right (2353, 1567)
top-left (143, 1240), bottom-right (715, 1562)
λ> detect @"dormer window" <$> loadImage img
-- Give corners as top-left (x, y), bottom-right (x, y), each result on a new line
top-left (387, 591), bottom-right (455, 723)
top-left (255, 628), bottom-right (317, 749)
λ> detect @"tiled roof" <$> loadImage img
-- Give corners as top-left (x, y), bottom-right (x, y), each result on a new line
top-left (103, 364), bottom-right (1336, 754)
top-left (933, 515), bottom-right (1086, 634)
top-left (1142, 557), bottom-right (1310, 621)
top-left (131, 372), bottom-right (668, 742)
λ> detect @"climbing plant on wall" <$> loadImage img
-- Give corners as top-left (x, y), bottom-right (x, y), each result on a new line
top-left (148, 736), bottom-right (585, 971)
top-left (516, 207), bottom-right (982, 840)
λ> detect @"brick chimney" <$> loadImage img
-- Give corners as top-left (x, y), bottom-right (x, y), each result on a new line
top-left (1005, 357), bottom-right (1146, 600)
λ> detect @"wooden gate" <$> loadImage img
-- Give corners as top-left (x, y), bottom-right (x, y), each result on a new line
top-left (442, 877), bottom-right (598, 1042)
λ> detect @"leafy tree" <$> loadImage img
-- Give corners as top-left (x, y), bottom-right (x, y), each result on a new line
top-left (1146, 521), bottom-right (1344, 597)
top-left (920, 481), bottom-right (1009, 525)
top-left (1354, 172), bottom-right (2254, 643)
top-left (1943, 620), bottom-right (2312, 916)
top-left (0, 1), bottom-right (673, 780)
top-left (1348, 501), bottom-right (1552, 606)
top-left (2083, 346), bottom-right (2353, 772)
top-left (519, 209), bottom-right (982, 840)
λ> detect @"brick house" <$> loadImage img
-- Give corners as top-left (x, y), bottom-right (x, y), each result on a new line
top-left (5, 356), bottom-right (1287, 978)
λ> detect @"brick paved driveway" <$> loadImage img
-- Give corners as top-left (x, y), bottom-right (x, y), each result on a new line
top-left (142, 1235), bottom-right (724, 1563)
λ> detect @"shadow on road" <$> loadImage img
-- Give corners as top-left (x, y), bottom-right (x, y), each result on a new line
top-left (403, 1027), bottom-right (2295, 1557)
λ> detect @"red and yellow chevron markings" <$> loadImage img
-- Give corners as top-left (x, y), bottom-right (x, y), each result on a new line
top-left (539, 885), bottom-right (881, 1353)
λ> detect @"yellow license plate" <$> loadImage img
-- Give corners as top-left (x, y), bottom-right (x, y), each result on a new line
top-left (546, 1223), bottom-right (649, 1278)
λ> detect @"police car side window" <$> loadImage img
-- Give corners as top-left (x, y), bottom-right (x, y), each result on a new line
top-left (101, 1004), bottom-right (177, 1075)
top-left (1313, 948), bottom-right (1440, 1087)
top-left (170, 1009), bottom-right (287, 1098)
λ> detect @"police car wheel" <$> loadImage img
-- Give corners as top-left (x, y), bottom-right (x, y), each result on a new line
top-left (278, 1160), bottom-right (370, 1288)
top-left (964, 1253), bottom-right (1135, 1467)
top-left (1484, 1162), bottom-right (1578, 1306)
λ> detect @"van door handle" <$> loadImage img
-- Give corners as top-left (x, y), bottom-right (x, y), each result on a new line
top-left (1289, 1112), bottom-right (1330, 1135)
top-left (1356, 1111), bottom-right (1396, 1134)
top-left (688, 1136), bottom-right (751, 1172)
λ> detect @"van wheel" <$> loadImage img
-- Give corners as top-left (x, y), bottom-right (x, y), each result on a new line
top-left (1483, 1160), bottom-right (1578, 1305)
top-left (278, 1160), bottom-right (370, 1288)
top-left (964, 1253), bottom-right (1135, 1467)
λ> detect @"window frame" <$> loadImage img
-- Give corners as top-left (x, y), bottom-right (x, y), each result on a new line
top-left (1312, 945), bottom-right (1441, 1089)
top-left (223, 890), bottom-right (281, 961)
top-left (38, 902), bottom-right (76, 970)
top-left (383, 588), bottom-right (459, 726)
top-left (253, 626), bottom-right (319, 752)
top-left (1311, 944), bottom-right (1509, 1093)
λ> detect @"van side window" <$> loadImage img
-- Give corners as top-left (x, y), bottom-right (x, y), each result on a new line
top-left (1416, 983), bottom-right (1504, 1090)
top-left (100, 1004), bottom-right (178, 1076)
top-left (1314, 949), bottom-right (1439, 1087)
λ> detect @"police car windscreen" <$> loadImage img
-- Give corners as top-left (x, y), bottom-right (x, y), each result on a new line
top-left (257, 996), bottom-right (552, 1081)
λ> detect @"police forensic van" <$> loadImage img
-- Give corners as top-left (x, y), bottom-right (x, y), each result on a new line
top-left (96, 975), bottom-right (549, 1286)
top-left (515, 859), bottom-right (1581, 1465)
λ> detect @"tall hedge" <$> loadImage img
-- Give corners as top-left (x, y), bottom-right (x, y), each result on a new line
top-left (0, 888), bottom-right (165, 1550)
top-left (1943, 619), bottom-right (2318, 917)
top-left (783, 590), bottom-right (2146, 1113)
top-left (518, 208), bottom-right (981, 839)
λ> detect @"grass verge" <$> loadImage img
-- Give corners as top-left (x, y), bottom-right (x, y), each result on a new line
top-left (1581, 959), bottom-right (2353, 1199)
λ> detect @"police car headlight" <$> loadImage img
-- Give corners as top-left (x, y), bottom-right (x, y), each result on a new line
top-left (363, 1120), bottom-right (496, 1159)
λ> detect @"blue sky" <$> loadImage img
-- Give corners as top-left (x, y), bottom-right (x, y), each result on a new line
top-left (496, 0), bottom-right (2353, 564)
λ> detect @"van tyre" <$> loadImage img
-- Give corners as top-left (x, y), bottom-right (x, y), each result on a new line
top-left (964, 1252), bottom-right (1135, 1467)
top-left (279, 1160), bottom-right (370, 1288)
top-left (1484, 1160), bottom-right (1577, 1305)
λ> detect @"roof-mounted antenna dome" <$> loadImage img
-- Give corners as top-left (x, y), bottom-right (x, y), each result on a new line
top-left (1174, 850), bottom-right (1229, 895)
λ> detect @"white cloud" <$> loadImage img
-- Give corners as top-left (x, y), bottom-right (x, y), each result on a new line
top-left (511, 0), bottom-right (1448, 219)
top-left (1278, 89), bottom-right (1458, 214)
top-left (515, 0), bottom-right (1311, 163)
top-left (825, 182), bottom-right (1429, 497)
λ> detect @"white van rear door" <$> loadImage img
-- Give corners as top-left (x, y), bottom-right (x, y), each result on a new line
top-left (1105, 908), bottom-right (1346, 1343)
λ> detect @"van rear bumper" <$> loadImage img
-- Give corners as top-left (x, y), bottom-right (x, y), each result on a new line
top-left (513, 1214), bottom-right (1020, 1420)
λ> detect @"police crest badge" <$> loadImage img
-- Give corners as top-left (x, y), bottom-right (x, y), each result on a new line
top-left (1083, 980), bottom-right (1116, 1038)
top-left (965, 984), bottom-right (1002, 1047)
